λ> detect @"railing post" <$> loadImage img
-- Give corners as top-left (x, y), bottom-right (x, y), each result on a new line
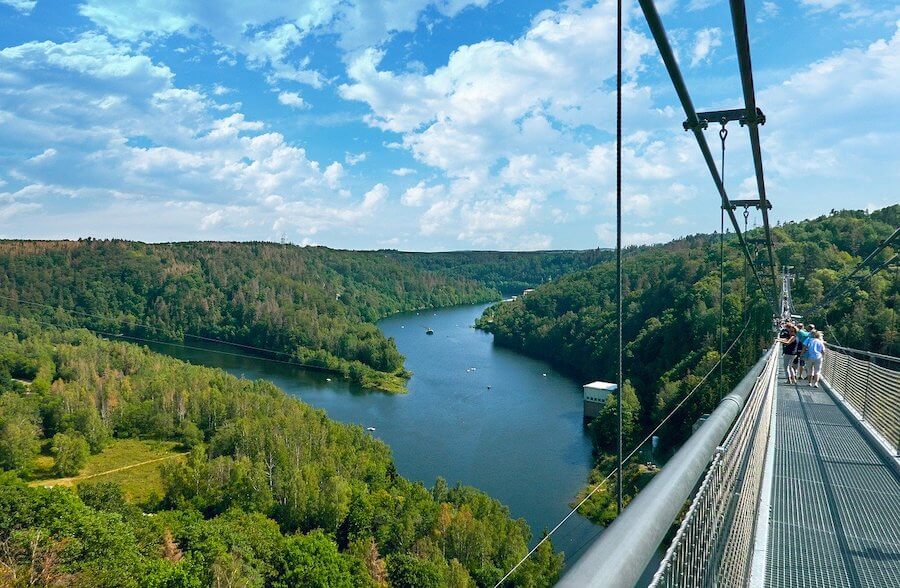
top-left (862, 354), bottom-right (872, 422)
top-left (840, 350), bottom-right (851, 399)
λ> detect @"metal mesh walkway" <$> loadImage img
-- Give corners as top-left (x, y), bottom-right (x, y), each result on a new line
top-left (766, 372), bottom-right (900, 587)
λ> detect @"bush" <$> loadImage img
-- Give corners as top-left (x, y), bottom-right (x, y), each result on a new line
top-left (52, 433), bottom-right (89, 477)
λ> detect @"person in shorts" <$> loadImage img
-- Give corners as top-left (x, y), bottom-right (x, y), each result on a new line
top-left (803, 330), bottom-right (826, 387)
top-left (777, 323), bottom-right (799, 383)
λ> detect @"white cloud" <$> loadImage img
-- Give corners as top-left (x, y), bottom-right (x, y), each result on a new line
top-left (0, 33), bottom-right (398, 242)
top-left (595, 223), bottom-right (673, 247)
top-left (277, 91), bottom-right (309, 109)
top-left (756, 1), bottom-right (779, 23)
top-left (0, 201), bottom-right (41, 221)
top-left (691, 28), bottom-right (722, 67)
top-left (29, 148), bottom-right (57, 162)
top-left (345, 152), bottom-right (368, 165)
top-left (212, 84), bottom-right (232, 95)
top-left (338, 0), bottom-right (665, 244)
top-left (200, 209), bottom-right (225, 230)
top-left (392, 167), bottom-right (416, 176)
top-left (323, 162), bottom-right (344, 188)
top-left (419, 199), bottom-right (457, 235)
top-left (78, 0), bottom-right (493, 90)
top-left (362, 183), bottom-right (389, 209)
top-left (1, 0), bottom-right (36, 14)
top-left (402, 181), bottom-right (444, 206)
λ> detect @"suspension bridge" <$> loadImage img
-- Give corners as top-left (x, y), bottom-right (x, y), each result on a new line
top-left (499, 0), bottom-right (900, 585)
top-left (556, 268), bottom-right (899, 587)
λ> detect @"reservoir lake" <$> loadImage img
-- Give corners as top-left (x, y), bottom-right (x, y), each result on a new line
top-left (147, 302), bottom-right (601, 562)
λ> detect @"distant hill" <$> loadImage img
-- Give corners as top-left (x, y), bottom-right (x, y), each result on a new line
top-left (0, 241), bottom-right (603, 392)
top-left (478, 206), bottom-right (897, 463)
top-left (383, 249), bottom-right (612, 294)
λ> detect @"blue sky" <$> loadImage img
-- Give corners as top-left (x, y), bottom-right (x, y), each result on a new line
top-left (0, 0), bottom-right (897, 250)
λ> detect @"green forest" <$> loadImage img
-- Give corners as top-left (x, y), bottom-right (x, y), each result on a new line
top-left (382, 250), bottom-right (611, 294)
top-left (0, 242), bottom-right (603, 394)
top-left (0, 208), bottom-right (894, 582)
top-left (0, 241), bottom-right (506, 393)
top-left (477, 207), bottom-right (897, 522)
top-left (0, 318), bottom-right (562, 587)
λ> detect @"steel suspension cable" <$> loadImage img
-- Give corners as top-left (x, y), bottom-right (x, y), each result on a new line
top-left (635, 0), bottom-right (777, 313)
top-left (615, 0), bottom-right (624, 516)
top-left (807, 227), bottom-right (899, 315)
top-left (719, 124), bottom-right (727, 401)
top-left (728, 0), bottom-right (778, 298)
top-left (807, 253), bottom-right (900, 322)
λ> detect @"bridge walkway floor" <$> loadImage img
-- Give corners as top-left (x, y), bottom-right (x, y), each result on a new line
top-left (766, 369), bottom-right (900, 587)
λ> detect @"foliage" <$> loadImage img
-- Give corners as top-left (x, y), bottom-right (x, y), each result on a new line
top-left (51, 433), bottom-right (90, 477)
top-left (773, 206), bottom-right (898, 354)
top-left (477, 207), bottom-right (897, 522)
top-left (0, 321), bottom-right (562, 586)
top-left (383, 249), bottom-right (612, 294)
top-left (0, 240), bottom-right (502, 392)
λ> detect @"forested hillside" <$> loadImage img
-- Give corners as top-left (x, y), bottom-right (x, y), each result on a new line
top-left (0, 318), bottom-right (562, 587)
top-left (477, 207), bottom-right (897, 520)
top-left (0, 241), bottom-right (502, 393)
top-left (383, 250), bottom-right (611, 294)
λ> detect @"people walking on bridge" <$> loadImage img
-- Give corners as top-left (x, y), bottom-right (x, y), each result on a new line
top-left (803, 331), bottom-right (825, 387)
top-left (794, 323), bottom-right (810, 378)
top-left (777, 323), bottom-right (799, 383)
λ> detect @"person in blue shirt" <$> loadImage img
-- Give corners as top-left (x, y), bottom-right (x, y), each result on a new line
top-left (803, 330), bottom-right (826, 387)
top-left (795, 323), bottom-right (810, 378)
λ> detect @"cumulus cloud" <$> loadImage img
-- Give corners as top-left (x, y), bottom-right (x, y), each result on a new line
top-left (691, 28), bottom-right (722, 67)
top-left (338, 0), bottom-right (670, 244)
top-left (756, 21), bottom-right (900, 222)
top-left (0, 0), bottom-right (36, 14)
top-left (78, 0), bottom-right (493, 89)
top-left (345, 152), bottom-right (368, 165)
top-left (0, 32), bottom-right (387, 240)
top-left (277, 91), bottom-right (309, 109)
top-left (392, 167), bottom-right (416, 176)
top-left (362, 183), bottom-right (389, 209)
top-left (402, 181), bottom-right (444, 207)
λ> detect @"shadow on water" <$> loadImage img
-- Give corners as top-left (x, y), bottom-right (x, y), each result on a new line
top-left (141, 303), bottom-right (602, 562)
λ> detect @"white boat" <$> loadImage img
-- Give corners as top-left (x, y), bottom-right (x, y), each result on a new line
top-left (366, 427), bottom-right (376, 431)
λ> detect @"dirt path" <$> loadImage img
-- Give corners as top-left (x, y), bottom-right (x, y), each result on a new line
top-left (32, 452), bottom-right (187, 487)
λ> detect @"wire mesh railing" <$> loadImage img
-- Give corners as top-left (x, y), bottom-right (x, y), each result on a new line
top-left (649, 345), bottom-right (779, 588)
top-left (821, 344), bottom-right (900, 456)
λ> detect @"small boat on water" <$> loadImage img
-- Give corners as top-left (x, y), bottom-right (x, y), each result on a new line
top-left (366, 427), bottom-right (376, 432)
top-left (425, 328), bottom-right (434, 335)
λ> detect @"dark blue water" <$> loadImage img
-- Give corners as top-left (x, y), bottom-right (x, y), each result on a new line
top-left (146, 303), bottom-right (601, 559)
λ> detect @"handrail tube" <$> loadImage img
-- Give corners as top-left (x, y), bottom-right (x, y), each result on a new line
top-left (827, 344), bottom-right (899, 364)
top-left (634, 0), bottom-right (775, 313)
top-left (557, 347), bottom-right (774, 588)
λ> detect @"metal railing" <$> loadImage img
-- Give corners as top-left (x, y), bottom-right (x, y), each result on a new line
top-left (821, 344), bottom-right (900, 456)
top-left (557, 347), bottom-right (777, 588)
top-left (648, 346), bottom-right (778, 588)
